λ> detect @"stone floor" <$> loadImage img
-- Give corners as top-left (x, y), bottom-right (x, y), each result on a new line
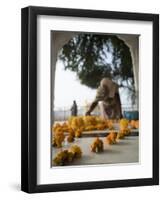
top-left (52, 136), bottom-right (139, 166)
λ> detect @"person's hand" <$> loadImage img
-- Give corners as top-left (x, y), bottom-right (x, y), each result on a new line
top-left (85, 111), bottom-right (91, 116)
top-left (120, 113), bottom-right (123, 119)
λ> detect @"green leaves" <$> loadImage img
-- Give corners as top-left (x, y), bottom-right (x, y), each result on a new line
top-left (59, 33), bottom-right (134, 93)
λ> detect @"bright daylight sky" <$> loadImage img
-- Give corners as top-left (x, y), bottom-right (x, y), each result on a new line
top-left (54, 60), bottom-right (131, 109)
top-left (54, 60), bottom-right (96, 109)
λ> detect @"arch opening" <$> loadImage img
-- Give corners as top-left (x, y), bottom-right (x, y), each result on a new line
top-left (51, 32), bottom-right (139, 122)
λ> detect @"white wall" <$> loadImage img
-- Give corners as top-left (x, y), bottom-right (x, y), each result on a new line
top-left (0, 0), bottom-right (162, 199)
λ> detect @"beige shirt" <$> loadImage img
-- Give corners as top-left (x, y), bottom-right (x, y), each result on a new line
top-left (94, 83), bottom-right (119, 106)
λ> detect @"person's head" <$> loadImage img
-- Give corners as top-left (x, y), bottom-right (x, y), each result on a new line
top-left (100, 78), bottom-right (112, 89)
top-left (73, 100), bottom-right (76, 104)
top-left (100, 78), bottom-right (118, 98)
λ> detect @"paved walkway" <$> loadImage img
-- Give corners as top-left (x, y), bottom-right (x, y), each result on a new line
top-left (52, 136), bottom-right (139, 166)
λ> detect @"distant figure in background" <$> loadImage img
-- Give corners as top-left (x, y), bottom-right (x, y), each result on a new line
top-left (71, 100), bottom-right (78, 116)
top-left (85, 78), bottom-right (122, 119)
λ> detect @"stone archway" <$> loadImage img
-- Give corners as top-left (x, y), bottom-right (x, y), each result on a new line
top-left (51, 32), bottom-right (139, 121)
top-left (117, 34), bottom-right (139, 109)
top-left (51, 31), bottom-right (77, 121)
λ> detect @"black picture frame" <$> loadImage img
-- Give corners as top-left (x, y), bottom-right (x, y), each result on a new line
top-left (21, 6), bottom-right (159, 193)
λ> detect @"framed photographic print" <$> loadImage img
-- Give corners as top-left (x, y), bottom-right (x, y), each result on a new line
top-left (21, 6), bottom-right (159, 193)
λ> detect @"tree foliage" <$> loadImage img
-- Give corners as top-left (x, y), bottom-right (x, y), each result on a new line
top-left (59, 33), bottom-right (135, 95)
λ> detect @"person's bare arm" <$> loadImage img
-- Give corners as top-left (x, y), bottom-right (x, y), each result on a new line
top-left (85, 101), bottom-right (98, 116)
top-left (85, 86), bottom-right (106, 116)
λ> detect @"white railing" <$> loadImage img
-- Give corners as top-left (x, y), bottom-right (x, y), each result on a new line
top-left (53, 104), bottom-right (138, 121)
